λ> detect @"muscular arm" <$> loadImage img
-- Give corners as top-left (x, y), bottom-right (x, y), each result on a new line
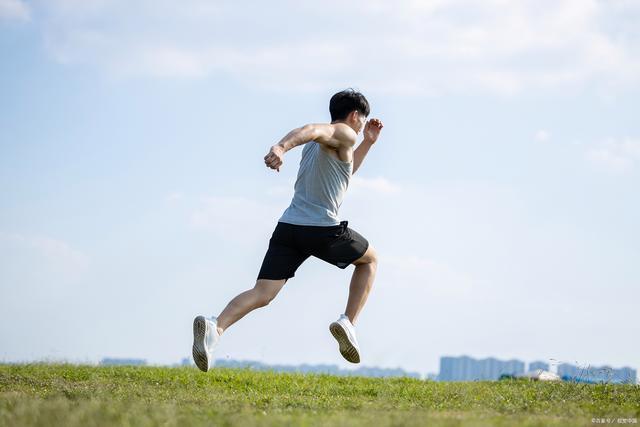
top-left (264, 123), bottom-right (357, 172)
top-left (276, 123), bottom-right (356, 152)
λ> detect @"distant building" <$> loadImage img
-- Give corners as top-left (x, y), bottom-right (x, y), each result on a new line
top-left (558, 363), bottom-right (637, 384)
top-left (557, 363), bottom-right (582, 380)
top-left (528, 361), bottom-right (549, 372)
top-left (438, 355), bottom-right (525, 381)
top-left (100, 358), bottom-right (147, 366)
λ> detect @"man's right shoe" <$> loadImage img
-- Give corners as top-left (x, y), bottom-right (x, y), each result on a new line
top-left (329, 314), bottom-right (361, 363)
top-left (192, 315), bottom-right (220, 372)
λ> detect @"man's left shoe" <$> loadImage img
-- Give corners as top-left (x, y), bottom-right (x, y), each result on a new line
top-left (192, 315), bottom-right (220, 372)
top-left (329, 314), bottom-right (361, 363)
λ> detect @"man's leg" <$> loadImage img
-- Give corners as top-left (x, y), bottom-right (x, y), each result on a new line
top-left (215, 279), bottom-right (287, 335)
top-left (344, 245), bottom-right (378, 325)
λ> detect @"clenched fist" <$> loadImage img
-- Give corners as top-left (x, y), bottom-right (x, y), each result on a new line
top-left (264, 145), bottom-right (285, 172)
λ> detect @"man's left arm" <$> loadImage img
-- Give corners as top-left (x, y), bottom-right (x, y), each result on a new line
top-left (353, 118), bottom-right (384, 174)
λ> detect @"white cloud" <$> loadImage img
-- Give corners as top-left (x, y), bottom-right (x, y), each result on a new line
top-left (382, 253), bottom-right (477, 300)
top-left (0, 232), bottom-right (89, 278)
top-left (33, 0), bottom-right (640, 95)
top-left (189, 195), bottom-right (282, 239)
top-left (164, 191), bottom-right (183, 204)
top-left (265, 182), bottom-right (295, 198)
top-left (350, 176), bottom-right (401, 194)
top-left (535, 130), bottom-right (550, 142)
top-left (0, 0), bottom-right (30, 21)
top-left (586, 138), bottom-right (640, 174)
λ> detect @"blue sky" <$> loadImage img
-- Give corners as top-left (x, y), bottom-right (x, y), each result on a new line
top-left (1, 0), bottom-right (639, 380)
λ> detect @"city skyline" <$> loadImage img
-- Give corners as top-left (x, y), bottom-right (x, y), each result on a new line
top-left (5, 353), bottom-right (635, 384)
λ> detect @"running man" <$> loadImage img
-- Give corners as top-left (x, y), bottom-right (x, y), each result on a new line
top-left (192, 89), bottom-right (383, 372)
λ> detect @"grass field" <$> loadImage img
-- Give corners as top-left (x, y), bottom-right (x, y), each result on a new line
top-left (1, 364), bottom-right (638, 426)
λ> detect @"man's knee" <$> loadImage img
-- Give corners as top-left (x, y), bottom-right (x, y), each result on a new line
top-left (353, 245), bottom-right (378, 266)
top-left (253, 279), bottom-right (286, 307)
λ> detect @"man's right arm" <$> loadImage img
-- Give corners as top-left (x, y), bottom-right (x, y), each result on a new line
top-left (264, 123), bottom-right (356, 172)
top-left (277, 123), bottom-right (356, 151)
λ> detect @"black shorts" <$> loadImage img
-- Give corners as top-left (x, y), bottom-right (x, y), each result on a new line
top-left (257, 220), bottom-right (369, 281)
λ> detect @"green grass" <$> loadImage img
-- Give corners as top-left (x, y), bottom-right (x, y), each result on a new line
top-left (0, 364), bottom-right (638, 426)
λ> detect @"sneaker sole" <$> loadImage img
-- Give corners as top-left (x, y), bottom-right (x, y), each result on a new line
top-left (329, 322), bottom-right (360, 363)
top-left (192, 316), bottom-right (209, 372)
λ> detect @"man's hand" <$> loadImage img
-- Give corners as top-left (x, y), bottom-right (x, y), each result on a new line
top-left (264, 145), bottom-right (285, 172)
top-left (363, 118), bottom-right (384, 144)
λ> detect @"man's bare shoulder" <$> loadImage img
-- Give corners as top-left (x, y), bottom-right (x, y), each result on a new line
top-left (305, 122), bottom-right (357, 149)
top-left (328, 122), bottom-right (357, 147)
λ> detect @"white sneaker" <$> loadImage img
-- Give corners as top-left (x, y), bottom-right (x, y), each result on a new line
top-left (329, 314), bottom-right (361, 363)
top-left (192, 315), bottom-right (220, 372)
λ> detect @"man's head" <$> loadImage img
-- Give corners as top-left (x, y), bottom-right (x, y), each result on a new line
top-left (330, 88), bottom-right (370, 134)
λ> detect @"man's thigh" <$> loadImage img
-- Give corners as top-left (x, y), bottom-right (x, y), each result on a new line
top-left (310, 221), bottom-right (369, 269)
top-left (257, 222), bottom-right (309, 281)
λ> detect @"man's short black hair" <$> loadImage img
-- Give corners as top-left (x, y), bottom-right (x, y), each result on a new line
top-left (329, 88), bottom-right (370, 122)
